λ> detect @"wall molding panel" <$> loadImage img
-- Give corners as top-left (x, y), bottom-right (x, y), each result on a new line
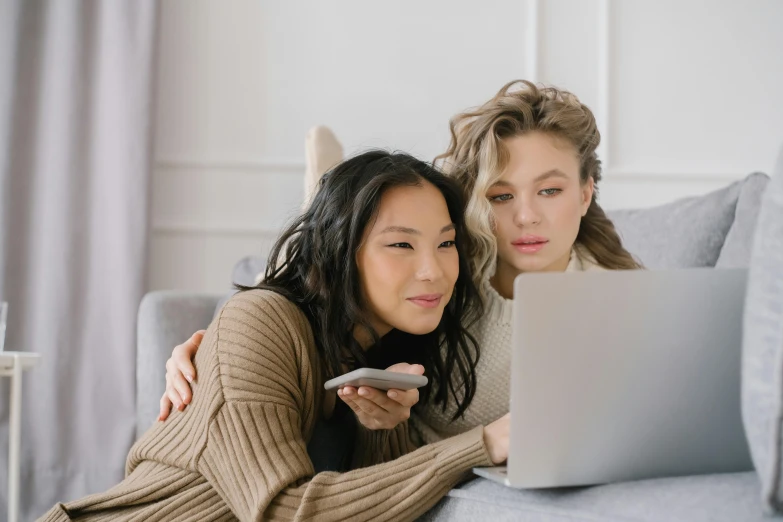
top-left (156, 158), bottom-right (305, 173)
top-left (526, 0), bottom-right (540, 83)
top-left (604, 169), bottom-right (742, 183)
top-left (597, 0), bottom-right (611, 168)
top-left (151, 224), bottom-right (281, 237)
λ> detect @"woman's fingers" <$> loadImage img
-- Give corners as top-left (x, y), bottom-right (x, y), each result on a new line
top-left (339, 393), bottom-right (389, 429)
top-left (170, 371), bottom-right (192, 405)
top-left (158, 394), bottom-right (173, 421)
top-left (165, 356), bottom-right (192, 406)
top-left (338, 390), bottom-right (366, 417)
top-left (160, 330), bottom-right (205, 422)
top-left (174, 355), bottom-right (196, 384)
top-left (483, 413), bottom-right (511, 464)
top-left (356, 386), bottom-right (417, 413)
top-left (339, 387), bottom-right (383, 413)
top-left (165, 380), bottom-right (183, 411)
top-left (349, 393), bottom-right (384, 417)
top-left (173, 330), bottom-right (204, 382)
top-left (337, 379), bottom-right (419, 431)
top-left (386, 388), bottom-right (419, 408)
top-left (385, 362), bottom-right (425, 376)
top-left (338, 387), bottom-right (411, 429)
top-left (349, 386), bottom-right (406, 417)
top-left (355, 386), bottom-right (395, 412)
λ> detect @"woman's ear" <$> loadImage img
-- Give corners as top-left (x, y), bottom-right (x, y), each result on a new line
top-left (581, 177), bottom-right (595, 217)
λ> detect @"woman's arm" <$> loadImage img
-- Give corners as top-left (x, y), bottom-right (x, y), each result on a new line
top-left (192, 290), bottom-right (496, 522)
top-left (202, 403), bottom-right (490, 522)
top-left (160, 331), bottom-right (424, 430)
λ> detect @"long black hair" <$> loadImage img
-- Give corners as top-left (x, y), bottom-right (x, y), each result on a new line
top-left (243, 150), bottom-right (482, 419)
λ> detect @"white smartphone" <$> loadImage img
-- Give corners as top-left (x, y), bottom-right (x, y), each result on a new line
top-left (323, 368), bottom-right (428, 391)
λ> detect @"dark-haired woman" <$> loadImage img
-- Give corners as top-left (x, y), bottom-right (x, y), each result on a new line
top-left (40, 151), bottom-right (509, 522)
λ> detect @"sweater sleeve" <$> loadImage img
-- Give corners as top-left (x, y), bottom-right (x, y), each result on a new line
top-left (350, 421), bottom-right (420, 469)
top-left (197, 290), bottom-right (493, 522)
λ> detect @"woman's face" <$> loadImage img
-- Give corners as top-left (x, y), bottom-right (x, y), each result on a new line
top-left (356, 181), bottom-right (459, 338)
top-left (487, 132), bottom-right (594, 274)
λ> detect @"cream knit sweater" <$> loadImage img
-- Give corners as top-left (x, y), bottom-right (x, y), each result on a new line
top-left (40, 290), bottom-right (492, 522)
top-left (411, 246), bottom-right (606, 444)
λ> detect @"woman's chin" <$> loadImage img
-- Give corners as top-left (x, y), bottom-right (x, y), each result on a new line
top-left (510, 253), bottom-right (566, 274)
top-left (396, 316), bottom-right (442, 336)
top-left (512, 258), bottom-right (551, 274)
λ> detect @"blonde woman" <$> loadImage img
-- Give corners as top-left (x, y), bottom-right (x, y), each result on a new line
top-left (160, 80), bottom-right (641, 445)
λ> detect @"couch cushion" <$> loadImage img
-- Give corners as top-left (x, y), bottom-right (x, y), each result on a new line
top-left (607, 179), bottom-right (746, 269)
top-left (232, 255), bottom-right (267, 287)
top-left (214, 255), bottom-right (268, 318)
top-left (420, 473), bottom-right (770, 522)
top-left (742, 146), bottom-right (783, 514)
top-left (716, 173), bottom-right (770, 268)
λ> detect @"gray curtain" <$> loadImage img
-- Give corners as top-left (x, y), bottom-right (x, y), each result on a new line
top-left (0, 1), bottom-right (158, 519)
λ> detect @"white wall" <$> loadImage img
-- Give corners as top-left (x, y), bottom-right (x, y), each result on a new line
top-left (150, 0), bottom-right (783, 293)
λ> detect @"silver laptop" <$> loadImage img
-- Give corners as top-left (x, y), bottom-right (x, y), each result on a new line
top-left (474, 268), bottom-right (754, 488)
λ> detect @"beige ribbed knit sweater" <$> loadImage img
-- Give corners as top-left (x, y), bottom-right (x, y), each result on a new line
top-left (40, 290), bottom-right (492, 522)
top-left (412, 246), bottom-right (606, 444)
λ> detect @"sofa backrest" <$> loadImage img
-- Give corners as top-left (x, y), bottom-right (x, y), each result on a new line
top-left (741, 145), bottom-right (783, 514)
top-left (607, 173), bottom-right (769, 269)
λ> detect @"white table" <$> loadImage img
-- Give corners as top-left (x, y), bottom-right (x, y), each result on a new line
top-left (0, 352), bottom-right (40, 522)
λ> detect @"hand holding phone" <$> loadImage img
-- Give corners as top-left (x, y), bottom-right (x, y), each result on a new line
top-left (328, 363), bottom-right (427, 431)
top-left (324, 367), bottom-right (428, 391)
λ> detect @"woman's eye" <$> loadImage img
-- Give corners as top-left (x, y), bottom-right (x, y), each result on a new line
top-left (439, 240), bottom-right (457, 248)
top-left (489, 193), bottom-right (513, 202)
top-left (389, 242), bottom-right (413, 249)
top-left (539, 188), bottom-right (562, 197)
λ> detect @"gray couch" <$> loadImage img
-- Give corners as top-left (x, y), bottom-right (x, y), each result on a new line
top-left (136, 171), bottom-right (776, 521)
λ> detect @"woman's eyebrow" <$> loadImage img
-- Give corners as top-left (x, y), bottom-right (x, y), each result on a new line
top-left (380, 226), bottom-right (420, 235)
top-left (533, 169), bottom-right (569, 183)
top-left (490, 170), bottom-right (570, 189)
top-left (379, 224), bottom-right (455, 235)
top-left (489, 180), bottom-right (513, 188)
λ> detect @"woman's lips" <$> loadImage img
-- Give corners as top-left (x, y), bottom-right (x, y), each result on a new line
top-left (407, 294), bottom-right (443, 308)
top-left (512, 236), bottom-right (548, 254)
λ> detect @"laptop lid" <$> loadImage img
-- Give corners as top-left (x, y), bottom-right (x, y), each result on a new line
top-left (507, 268), bottom-right (753, 488)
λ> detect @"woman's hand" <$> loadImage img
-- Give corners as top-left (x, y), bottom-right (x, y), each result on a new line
top-left (158, 330), bottom-right (204, 421)
top-left (483, 413), bottom-right (510, 465)
top-left (337, 363), bottom-right (423, 430)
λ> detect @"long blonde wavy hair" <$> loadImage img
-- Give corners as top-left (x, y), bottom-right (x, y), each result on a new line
top-left (435, 80), bottom-right (641, 283)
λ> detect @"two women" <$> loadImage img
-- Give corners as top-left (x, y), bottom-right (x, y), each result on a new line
top-left (44, 80), bottom-right (641, 521)
top-left (163, 81), bottom-right (641, 446)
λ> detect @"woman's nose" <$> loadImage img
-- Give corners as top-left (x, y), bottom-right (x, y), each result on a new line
top-left (513, 199), bottom-right (542, 226)
top-left (416, 251), bottom-right (445, 282)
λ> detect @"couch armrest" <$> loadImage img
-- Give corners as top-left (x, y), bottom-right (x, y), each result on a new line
top-left (136, 291), bottom-right (223, 439)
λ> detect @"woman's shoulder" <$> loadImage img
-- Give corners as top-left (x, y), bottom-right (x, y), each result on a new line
top-left (208, 289), bottom-right (320, 398)
top-left (572, 244), bottom-right (607, 272)
top-left (478, 279), bottom-right (513, 327)
top-left (216, 289), bottom-right (315, 353)
top-left (222, 288), bottom-right (306, 320)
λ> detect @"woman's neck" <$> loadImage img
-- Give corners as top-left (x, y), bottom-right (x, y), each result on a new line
top-left (352, 322), bottom-right (393, 350)
top-left (489, 260), bottom-right (517, 300)
top-left (490, 248), bottom-right (574, 298)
